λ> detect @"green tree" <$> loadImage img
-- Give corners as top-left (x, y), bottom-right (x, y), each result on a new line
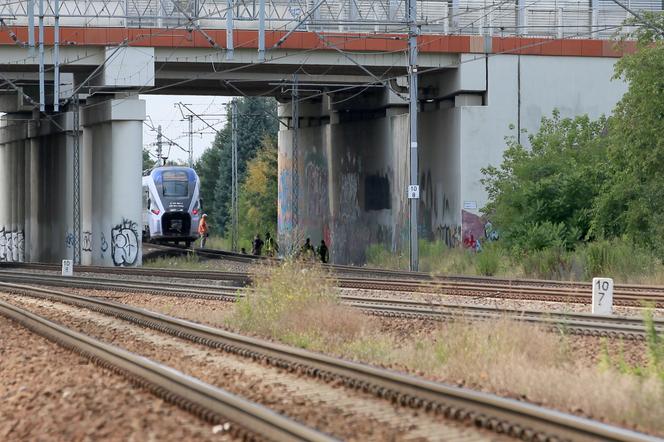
top-left (592, 14), bottom-right (664, 255)
top-left (194, 97), bottom-right (278, 234)
top-left (481, 111), bottom-right (609, 252)
top-left (143, 148), bottom-right (156, 172)
top-left (238, 137), bottom-right (278, 241)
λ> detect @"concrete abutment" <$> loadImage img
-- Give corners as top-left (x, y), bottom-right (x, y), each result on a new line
top-left (278, 54), bottom-right (627, 264)
top-left (0, 96), bottom-right (145, 266)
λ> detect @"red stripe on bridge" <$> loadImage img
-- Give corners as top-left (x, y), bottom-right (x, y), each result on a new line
top-left (0, 26), bottom-right (635, 58)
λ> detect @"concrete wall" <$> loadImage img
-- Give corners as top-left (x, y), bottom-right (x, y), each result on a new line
top-left (283, 54), bottom-right (628, 264)
top-left (0, 96), bottom-right (145, 266)
top-left (278, 94), bottom-right (409, 264)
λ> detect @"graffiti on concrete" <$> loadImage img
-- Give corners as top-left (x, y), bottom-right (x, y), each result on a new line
top-left (82, 231), bottom-right (92, 252)
top-left (0, 228), bottom-right (6, 261)
top-left (435, 224), bottom-right (462, 248)
top-left (462, 210), bottom-right (499, 250)
top-left (15, 231), bottom-right (24, 259)
top-left (278, 169), bottom-right (293, 232)
top-left (484, 221), bottom-right (499, 241)
top-left (304, 162), bottom-right (328, 218)
top-left (65, 232), bottom-right (76, 249)
top-left (101, 232), bottom-right (108, 253)
top-left (111, 219), bottom-right (139, 266)
top-left (0, 228), bottom-right (24, 262)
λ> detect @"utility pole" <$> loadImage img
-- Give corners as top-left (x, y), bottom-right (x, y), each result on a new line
top-left (231, 99), bottom-right (239, 252)
top-left (156, 125), bottom-right (163, 166)
top-left (72, 95), bottom-right (81, 265)
top-left (187, 115), bottom-right (194, 168)
top-left (291, 74), bottom-right (299, 254)
top-left (407, 0), bottom-right (419, 271)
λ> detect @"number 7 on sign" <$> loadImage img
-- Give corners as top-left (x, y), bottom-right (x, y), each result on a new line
top-left (592, 278), bottom-right (613, 315)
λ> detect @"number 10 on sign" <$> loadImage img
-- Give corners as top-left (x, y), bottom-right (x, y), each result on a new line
top-left (592, 277), bottom-right (613, 315)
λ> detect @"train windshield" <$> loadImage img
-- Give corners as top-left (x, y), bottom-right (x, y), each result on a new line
top-left (162, 170), bottom-right (189, 197)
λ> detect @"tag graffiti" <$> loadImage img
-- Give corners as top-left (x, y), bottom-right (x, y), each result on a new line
top-left (0, 228), bottom-right (24, 262)
top-left (111, 219), bottom-right (139, 266)
top-left (82, 231), bottom-right (92, 252)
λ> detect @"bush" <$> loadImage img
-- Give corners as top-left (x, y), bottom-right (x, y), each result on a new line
top-left (581, 238), bottom-right (659, 281)
top-left (365, 243), bottom-right (405, 270)
top-left (475, 244), bottom-right (502, 276)
top-left (227, 260), bottom-right (370, 348)
top-left (520, 246), bottom-right (583, 280)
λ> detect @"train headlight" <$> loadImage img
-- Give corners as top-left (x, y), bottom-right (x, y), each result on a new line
top-left (151, 209), bottom-right (161, 215)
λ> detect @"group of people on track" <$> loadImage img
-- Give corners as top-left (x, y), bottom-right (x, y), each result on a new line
top-left (198, 214), bottom-right (328, 263)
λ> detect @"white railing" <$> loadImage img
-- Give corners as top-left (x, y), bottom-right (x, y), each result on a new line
top-left (0, 0), bottom-right (660, 37)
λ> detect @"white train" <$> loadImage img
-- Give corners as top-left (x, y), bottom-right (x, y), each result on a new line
top-left (142, 166), bottom-right (202, 246)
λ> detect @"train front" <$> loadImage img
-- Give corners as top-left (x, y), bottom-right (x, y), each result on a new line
top-left (151, 167), bottom-right (201, 245)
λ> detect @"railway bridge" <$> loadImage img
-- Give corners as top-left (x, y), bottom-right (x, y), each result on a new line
top-left (0, 0), bottom-right (659, 266)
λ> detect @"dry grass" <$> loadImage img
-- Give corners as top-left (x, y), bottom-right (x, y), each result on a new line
top-left (223, 260), bottom-right (664, 436)
top-left (227, 260), bottom-right (374, 348)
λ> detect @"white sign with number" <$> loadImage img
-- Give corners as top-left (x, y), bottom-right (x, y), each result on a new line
top-left (62, 259), bottom-right (73, 277)
top-left (408, 185), bottom-right (420, 199)
top-left (592, 277), bottom-right (613, 315)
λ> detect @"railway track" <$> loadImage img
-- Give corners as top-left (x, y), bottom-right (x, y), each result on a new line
top-left (1, 281), bottom-right (658, 442)
top-left (0, 270), bottom-right (660, 340)
top-left (0, 298), bottom-right (334, 442)
top-left (4, 260), bottom-right (664, 307)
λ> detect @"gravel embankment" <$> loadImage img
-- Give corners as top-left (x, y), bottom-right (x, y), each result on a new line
top-left (340, 287), bottom-right (664, 318)
top-left (1, 293), bottom-right (495, 442)
top-left (0, 315), bottom-right (234, 441)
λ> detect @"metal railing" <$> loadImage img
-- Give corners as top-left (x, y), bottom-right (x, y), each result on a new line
top-left (0, 0), bottom-right (661, 38)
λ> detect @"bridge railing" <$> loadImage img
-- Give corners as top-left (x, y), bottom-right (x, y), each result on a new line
top-left (0, 0), bottom-right (660, 39)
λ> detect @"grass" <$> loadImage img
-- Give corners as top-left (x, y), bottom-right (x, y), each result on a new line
top-left (223, 261), bottom-right (664, 435)
top-left (143, 252), bottom-right (204, 270)
top-left (366, 238), bottom-right (664, 285)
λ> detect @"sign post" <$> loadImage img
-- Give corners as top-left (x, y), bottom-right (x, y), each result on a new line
top-left (61, 259), bottom-right (73, 276)
top-left (592, 277), bottom-right (613, 315)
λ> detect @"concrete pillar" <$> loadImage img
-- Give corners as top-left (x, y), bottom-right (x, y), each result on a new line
top-left (26, 137), bottom-right (40, 261)
top-left (16, 140), bottom-right (25, 262)
top-left (84, 97), bottom-right (145, 267)
top-left (0, 145), bottom-right (7, 261)
top-left (81, 126), bottom-right (93, 265)
top-left (9, 142), bottom-right (17, 262)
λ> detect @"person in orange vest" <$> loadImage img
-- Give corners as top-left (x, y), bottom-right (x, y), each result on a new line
top-left (198, 214), bottom-right (209, 248)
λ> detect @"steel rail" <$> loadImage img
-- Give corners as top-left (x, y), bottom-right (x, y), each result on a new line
top-left (143, 244), bottom-right (664, 296)
top-left (0, 299), bottom-right (336, 442)
top-left (0, 271), bottom-right (661, 339)
top-left (3, 261), bottom-right (664, 307)
top-left (0, 281), bottom-right (658, 442)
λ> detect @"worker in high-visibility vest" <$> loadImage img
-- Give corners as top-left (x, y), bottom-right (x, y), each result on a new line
top-left (198, 214), bottom-right (209, 248)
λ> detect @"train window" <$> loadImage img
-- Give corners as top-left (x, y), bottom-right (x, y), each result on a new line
top-left (162, 171), bottom-right (189, 197)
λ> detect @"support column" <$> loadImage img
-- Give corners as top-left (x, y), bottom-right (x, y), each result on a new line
top-left (0, 145), bottom-right (8, 261)
top-left (84, 97), bottom-right (145, 267)
top-left (16, 140), bottom-right (25, 262)
top-left (9, 142), bottom-right (17, 262)
top-left (28, 136), bottom-right (41, 261)
top-left (80, 126), bottom-right (93, 265)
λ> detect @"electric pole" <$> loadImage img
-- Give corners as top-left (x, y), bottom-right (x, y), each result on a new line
top-left (156, 125), bottom-right (163, 166)
top-left (187, 114), bottom-right (194, 168)
top-left (407, 0), bottom-right (419, 271)
top-left (291, 74), bottom-right (299, 255)
top-left (231, 99), bottom-right (239, 252)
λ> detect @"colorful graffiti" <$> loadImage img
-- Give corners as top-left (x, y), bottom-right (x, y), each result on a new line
top-left (462, 210), bottom-right (499, 250)
top-left (278, 169), bottom-right (293, 232)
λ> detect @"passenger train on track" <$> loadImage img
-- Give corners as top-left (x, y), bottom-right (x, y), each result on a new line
top-left (142, 166), bottom-right (202, 246)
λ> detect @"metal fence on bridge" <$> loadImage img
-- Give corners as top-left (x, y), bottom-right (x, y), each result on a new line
top-left (0, 0), bottom-right (661, 39)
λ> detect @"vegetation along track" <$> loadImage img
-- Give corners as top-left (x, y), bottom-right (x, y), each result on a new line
top-left (0, 268), bottom-right (663, 340)
top-left (0, 298), bottom-right (334, 442)
top-left (4, 259), bottom-right (664, 307)
top-left (0, 270), bottom-right (661, 340)
top-left (0, 281), bottom-right (659, 442)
